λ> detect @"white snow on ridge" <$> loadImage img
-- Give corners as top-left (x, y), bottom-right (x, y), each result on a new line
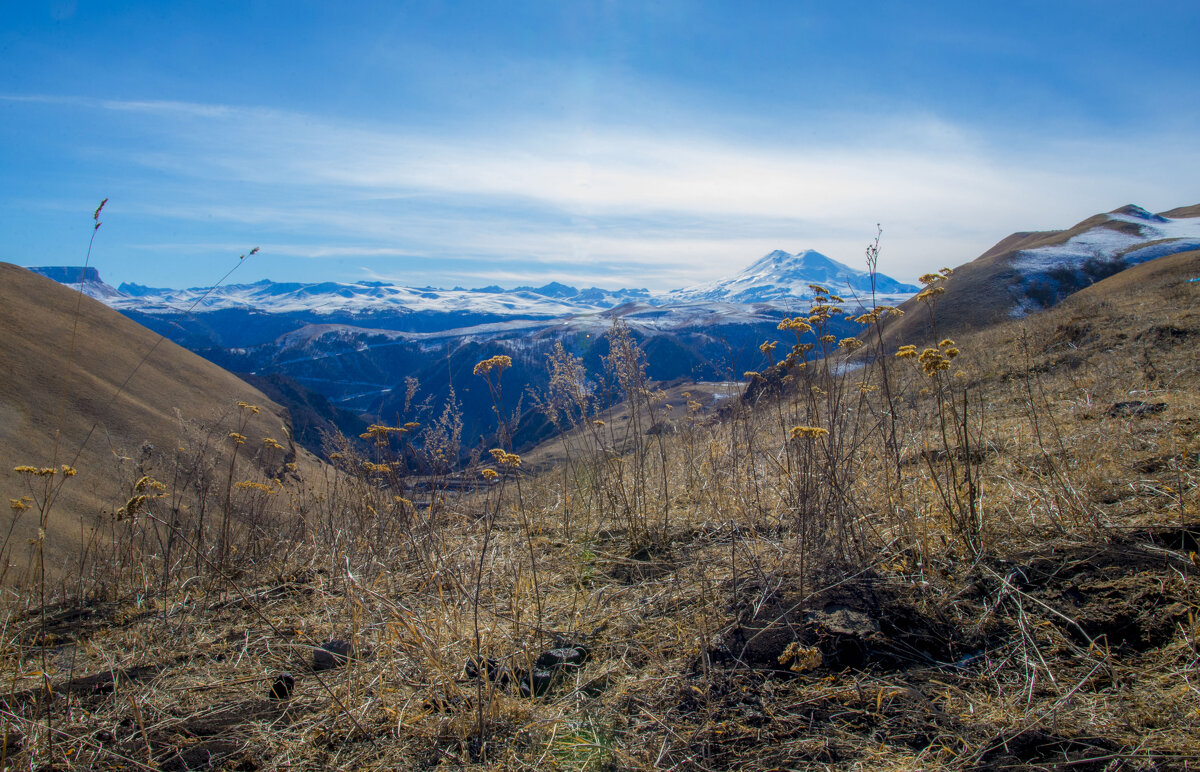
top-left (42, 246), bottom-right (920, 319)
top-left (1012, 209), bottom-right (1200, 274)
top-left (95, 280), bottom-right (617, 317)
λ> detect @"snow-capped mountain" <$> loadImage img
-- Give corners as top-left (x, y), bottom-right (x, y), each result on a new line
top-left (58, 276), bottom-right (653, 318)
top-left (32, 248), bottom-right (915, 320)
top-left (669, 249), bottom-right (918, 305)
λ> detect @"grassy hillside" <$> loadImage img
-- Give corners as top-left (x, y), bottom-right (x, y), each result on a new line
top-left (0, 253), bottom-right (1197, 770)
top-left (0, 262), bottom-right (319, 583)
top-left (880, 205), bottom-right (1200, 347)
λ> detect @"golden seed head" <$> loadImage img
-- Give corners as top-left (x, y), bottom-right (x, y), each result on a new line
top-left (488, 448), bottom-right (522, 467)
top-left (481, 468), bottom-right (499, 480)
top-left (473, 355), bottom-right (513, 377)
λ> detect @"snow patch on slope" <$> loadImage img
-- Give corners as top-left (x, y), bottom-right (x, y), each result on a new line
top-left (1012, 209), bottom-right (1200, 274)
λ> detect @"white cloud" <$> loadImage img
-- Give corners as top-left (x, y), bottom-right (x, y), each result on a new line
top-left (38, 96), bottom-right (1200, 288)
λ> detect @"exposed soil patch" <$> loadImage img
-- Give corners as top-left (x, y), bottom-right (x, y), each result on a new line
top-left (690, 529), bottom-right (1199, 767)
top-left (991, 537), bottom-right (1196, 653)
top-left (971, 730), bottom-right (1118, 772)
top-left (708, 570), bottom-right (981, 673)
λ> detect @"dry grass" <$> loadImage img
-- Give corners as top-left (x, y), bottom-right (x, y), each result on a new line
top-left (1, 253), bottom-right (1199, 770)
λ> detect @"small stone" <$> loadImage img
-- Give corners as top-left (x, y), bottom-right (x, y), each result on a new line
top-left (314, 640), bottom-right (351, 671)
top-left (1107, 401), bottom-right (1166, 418)
top-left (516, 668), bottom-right (557, 698)
top-left (269, 673), bottom-right (295, 700)
top-left (535, 646), bottom-right (589, 671)
top-left (464, 656), bottom-right (512, 686)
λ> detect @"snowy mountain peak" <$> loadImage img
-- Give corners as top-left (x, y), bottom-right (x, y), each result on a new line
top-left (670, 249), bottom-right (918, 305)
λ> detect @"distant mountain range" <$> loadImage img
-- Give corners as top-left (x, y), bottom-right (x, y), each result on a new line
top-left (32, 203), bottom-right (1199, 460)
top-left (30, 249), bottom-right (910, 457)
top-left (34, 248), bottom-right (917, 320)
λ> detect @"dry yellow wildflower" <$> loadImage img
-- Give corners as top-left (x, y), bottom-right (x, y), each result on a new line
top-left (481, 468), bottom-right (499, 480)
top-left (228, 432), bottom-right (246, 446)
top-left (807, 284), bottom-right (830, 296)
top-left (918, 348), bottom-right (951, 376)
top-left (819, 334), bottom-right (836, 344)
top-left (473, 355), bottom-right (513, 376)
top-left (489, 449), bottom-right (521, 467)
top-left (789, 426), bottom-right (829, 440)
top-left (777, 317), bottom-right (813, 333)
top-left (895, 345), bottom-right (918, 359)
top-left (262, 437), bottom-right (285, 450)
top-left (236, 401), bottom-right (261, 414)
top-left (839, 337), bottom-right (864, 351)
top-left (133, 476), bottom-right (166, 493)
top-left (592, 419), bottom-right (605, 427)
top-left (759, 340), bottom-right (777, 355)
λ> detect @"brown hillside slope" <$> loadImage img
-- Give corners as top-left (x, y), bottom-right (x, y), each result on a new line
top-left (0, 262), bottom-right (307, 579)
top-left (880, 204), bottom-right (1199, 347)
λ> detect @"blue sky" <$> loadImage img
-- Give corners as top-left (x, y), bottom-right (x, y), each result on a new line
top-left (3, 1), bottom-right (1198, 291)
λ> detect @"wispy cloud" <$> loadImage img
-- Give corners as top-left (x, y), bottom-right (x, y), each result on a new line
top-left (13, 95), bottom-right (1200, 289)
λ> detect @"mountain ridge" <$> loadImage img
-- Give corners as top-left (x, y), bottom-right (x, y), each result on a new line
top-left (31, 248), bottom-right (916, 318)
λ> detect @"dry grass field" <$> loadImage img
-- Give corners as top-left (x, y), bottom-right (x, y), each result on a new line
top-left (0, 251), bottom-right (1198, 770)
top-left (0, 263), bottom-right (327, 584)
